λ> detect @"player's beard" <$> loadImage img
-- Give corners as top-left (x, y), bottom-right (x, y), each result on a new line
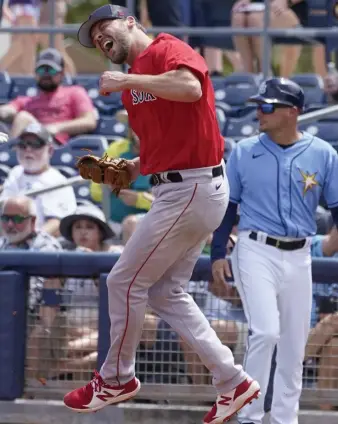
top-left (107, 32), bottom-right (130, 65)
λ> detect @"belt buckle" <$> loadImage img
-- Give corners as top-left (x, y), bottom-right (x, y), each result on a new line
top-left (276, 239), bottom-right (280, 248)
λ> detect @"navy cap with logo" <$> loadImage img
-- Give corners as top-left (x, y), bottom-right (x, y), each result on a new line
top-left (19, 123), bottom-right (53, 145)
top-left (78, 4), bottom-right (128, 48)
top-left (249, 77), bottom-right (305, 110)
top-left (36, 48), bottom-right (65, 72)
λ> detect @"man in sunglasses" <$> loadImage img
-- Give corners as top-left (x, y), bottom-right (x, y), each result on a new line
top-left (211, 76), bottom-right (338, 424)
top-left (0, 122), bottom-right (77, 236)
top-left (0, 48), bottom-right (97, 146)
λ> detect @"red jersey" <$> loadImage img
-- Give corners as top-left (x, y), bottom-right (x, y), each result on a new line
top-left (121, 33), bottom-right (224, 175)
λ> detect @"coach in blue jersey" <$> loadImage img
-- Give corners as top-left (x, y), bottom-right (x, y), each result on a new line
top-left (210, 77), bottom-right (338, 424)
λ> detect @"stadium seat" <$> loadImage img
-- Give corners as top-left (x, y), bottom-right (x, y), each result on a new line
top-left (50, 144), bottom-right (76, 168)
top-left (0, 142), bottom-right (18, 168)
top-left (74, 74), bottom-right (122, 115)
top-left (299, 119), bottom-right (338, 143)
top-left (94, 117), bottom-right (127, 138)
top-left (54, 165), bottom-right (78, 179)
top-left (222, 72), bottom-right (260, 107)
top-left (73, 181), bottom-right (100, 206)
top-left (290, 74), bottom-right (326, 106)
top-left (68, 135), bottom-right (109, 157)
top-left (0, 72), bottom-right (12, 104)
top-left (225, 110), bottom-right (259, 140)
top-left (9, 76), bottom-right (37, 99)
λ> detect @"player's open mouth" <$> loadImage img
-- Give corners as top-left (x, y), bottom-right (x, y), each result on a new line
top-left (103, 40), bottom-right (113, 53)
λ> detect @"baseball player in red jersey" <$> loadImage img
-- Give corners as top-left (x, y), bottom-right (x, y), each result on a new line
top-left (63, 5), bottom-right (260, 423)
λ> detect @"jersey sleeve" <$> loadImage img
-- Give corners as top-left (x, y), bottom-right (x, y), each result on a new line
top-left (159, 38), bottom-right (208, 84)
top-left (8, 96), bottom-right (30, 112)
top-left (225, 145), bottom-right (242, 203)
top-left (323, 146), bottom-right (338, 208)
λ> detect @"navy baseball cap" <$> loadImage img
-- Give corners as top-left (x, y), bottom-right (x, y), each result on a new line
top-left (78, 4), bottom-right (128, 48)
top-left (36, 48), bottom-right (64, 72)
top-left (249, 77), bottom-right (305, 110)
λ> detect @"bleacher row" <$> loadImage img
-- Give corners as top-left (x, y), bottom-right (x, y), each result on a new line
top-left (0, 71), bottom-right (337, 205)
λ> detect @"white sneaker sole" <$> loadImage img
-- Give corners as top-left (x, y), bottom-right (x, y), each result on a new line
top-left (204, 380), bottom-right (261, 424)
top-left (64, 379), bottom-right (141, 413)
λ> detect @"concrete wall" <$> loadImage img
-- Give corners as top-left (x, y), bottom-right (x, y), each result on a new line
top-left (1, 400), bottom-right (338, 424)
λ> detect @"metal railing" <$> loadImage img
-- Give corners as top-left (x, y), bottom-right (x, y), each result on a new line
top-left (0, 252), bottom-right (337, 407)
top-left (0, 0), bottom-right (337, 78)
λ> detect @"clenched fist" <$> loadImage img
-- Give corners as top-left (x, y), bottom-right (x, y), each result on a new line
top-left (99, 71), bottom-right (128, 96)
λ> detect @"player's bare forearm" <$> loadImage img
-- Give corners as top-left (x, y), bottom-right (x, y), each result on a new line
top-left (124, 69), bottom-right (202, 102)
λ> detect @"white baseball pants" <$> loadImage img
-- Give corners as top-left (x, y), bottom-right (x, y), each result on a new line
top-left (232, 231), bottom-right (312, 424)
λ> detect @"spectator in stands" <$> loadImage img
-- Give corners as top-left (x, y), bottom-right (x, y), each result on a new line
top-left (0, 0), bottom-right (39, 75)
top-left (302, 226), bottom-right (338, 410)
top-left (323, 67), bottom-right (338, 104)
top-left (90, 109), bottom-right (153, 243)
top-left (0, 48), bottom-right (97, 145)
top-left (0, 196), bottom-right (64, 382)
top-left (38, 0), bottom-right (76, 75)
top-left (37, 203), bottom-right (157, 381)
top-left (0, 122), bottom-right (77, 236)
top-left (190, 0), bottom-right (243, 75)
top-left (231, 0), bottom-right (316, 77)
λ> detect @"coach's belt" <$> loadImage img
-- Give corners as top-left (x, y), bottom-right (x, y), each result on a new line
top-left (249, 231), bottom-right (306, 251)
top-left (150, 165), bottom-right (223, 186)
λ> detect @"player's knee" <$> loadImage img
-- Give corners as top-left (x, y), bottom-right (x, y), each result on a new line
top-left (252, 328), bottom-right (279, 346)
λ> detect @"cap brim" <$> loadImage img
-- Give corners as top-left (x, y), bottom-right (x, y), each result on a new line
top-left (248, 94), bottom-right (293, 106)
top-left (78, 17), bottom-right (116, 48)
top-left (36, 60), bottom-right (62, 72)
top-left (60, 213), bottom-right (115, 242)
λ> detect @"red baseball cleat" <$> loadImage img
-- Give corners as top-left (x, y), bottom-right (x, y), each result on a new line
top-left (203, 378), bottom-right (261, 424)
top-left (63, 370), bottom-right (141, 413)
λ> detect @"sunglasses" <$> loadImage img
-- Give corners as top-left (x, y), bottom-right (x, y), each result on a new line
top-left (257, 103), bottom-right (293, 114)
top-left (36, 66), bottom-right (59, 76)
top-left (17, 140), bottom-right (45, 150)
top-left (1, 215), bottom-right (31, 224)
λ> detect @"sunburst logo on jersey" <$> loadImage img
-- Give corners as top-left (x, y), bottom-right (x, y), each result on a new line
top-left (298, 168), bottom-right (319, 195)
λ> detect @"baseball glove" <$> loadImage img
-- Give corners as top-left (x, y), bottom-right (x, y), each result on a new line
top-left (76, 153), bottom-right (131, 195)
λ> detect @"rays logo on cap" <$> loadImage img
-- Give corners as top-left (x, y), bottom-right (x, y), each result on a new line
top-left (259, 82), bottom-right (267, 95)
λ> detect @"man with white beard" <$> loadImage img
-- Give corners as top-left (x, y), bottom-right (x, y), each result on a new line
top-left (0, 122), bottom-right (77, 236)
top-left (0, 196), bottom-right (62, 312)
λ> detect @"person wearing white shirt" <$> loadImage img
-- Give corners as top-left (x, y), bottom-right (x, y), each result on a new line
top-left (0, 122), bottom-right (77, 236)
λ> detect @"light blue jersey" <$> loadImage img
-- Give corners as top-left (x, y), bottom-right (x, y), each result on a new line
top-left (226, 132), bottom-right (338, 237)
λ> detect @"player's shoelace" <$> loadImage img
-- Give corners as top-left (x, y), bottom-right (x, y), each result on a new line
top-left (90, 370), bottom-right (103, 393)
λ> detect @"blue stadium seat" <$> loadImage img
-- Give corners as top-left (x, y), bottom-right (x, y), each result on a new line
top-left (222, 72), bottom-right (260, 107)
top-left (290, 74), bottom-right (325, 106)
top-left (0, 142), bottom-right (18, 168)
top-left (9, 76), bottom-right (37, 99)
top-left (94, 117), bottom-right (127, 138)
top-left (225, 110), bottom-right (259, 140)
top-left (68, 135), bottom-right (109, 157)
top-left (50, 144), bottom-right (76, 168)
top-left (53, 165), bottom-right (78, 179)
top-left (299, 119), bottom-right (338, 143)
top-left (73, 181), bottom-right (101, 206)
top-left (0, 72), bottom-right (12, 103)
top-left (74, 74), bottom-right (122, 115)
